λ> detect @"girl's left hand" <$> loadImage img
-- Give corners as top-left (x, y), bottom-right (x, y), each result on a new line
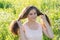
top-left (40, 14), bottom-right (46, 21)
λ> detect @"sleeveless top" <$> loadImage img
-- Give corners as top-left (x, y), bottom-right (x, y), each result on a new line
top-left (23, 23), bottom-right (43, 40)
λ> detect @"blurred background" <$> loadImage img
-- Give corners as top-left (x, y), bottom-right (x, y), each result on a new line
top-left (0, 0), bottom-right (60, 40)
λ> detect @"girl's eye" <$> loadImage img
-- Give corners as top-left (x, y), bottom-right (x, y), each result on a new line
top-left (34, 13), bottom-right (37, 14)
top-left (29, 12), bottom-right (37, 15)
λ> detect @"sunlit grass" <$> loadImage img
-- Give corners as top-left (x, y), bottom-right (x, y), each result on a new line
top-left (0, 0), bottom-right (60, 40)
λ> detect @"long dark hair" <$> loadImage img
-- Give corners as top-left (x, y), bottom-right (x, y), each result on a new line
top-left (9, 6), bottom-right (51, 35)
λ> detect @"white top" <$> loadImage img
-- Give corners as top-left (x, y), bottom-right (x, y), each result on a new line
top-left (23, 23), bottom-right (43, 40)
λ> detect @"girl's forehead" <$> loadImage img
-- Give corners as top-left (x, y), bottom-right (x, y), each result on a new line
top-left (29, 9), bottom-right (37, 13)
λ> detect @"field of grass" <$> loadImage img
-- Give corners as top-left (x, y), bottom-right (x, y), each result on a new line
top-left (0, 0), bottom-right (60, 40)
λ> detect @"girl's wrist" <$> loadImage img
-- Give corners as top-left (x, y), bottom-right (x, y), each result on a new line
top-left (17, 20), bottom-right (22, 27)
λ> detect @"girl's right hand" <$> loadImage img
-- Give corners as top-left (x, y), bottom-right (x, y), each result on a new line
top-left (17, 20), bottom-right (22, 28)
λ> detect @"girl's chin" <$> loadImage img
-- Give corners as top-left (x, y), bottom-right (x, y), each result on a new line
top-left (32, 19), bottom-right (36, 22)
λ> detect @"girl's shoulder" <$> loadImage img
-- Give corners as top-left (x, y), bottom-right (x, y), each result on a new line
top-left (23, 22), bottom-right (28, 26)
top-left (22, 22), bottom-right (28, 29)
top-left (36, 22), bottom-right (42, 26)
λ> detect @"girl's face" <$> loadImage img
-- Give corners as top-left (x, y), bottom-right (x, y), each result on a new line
top-left (27, 9), bottom-right (37, 22)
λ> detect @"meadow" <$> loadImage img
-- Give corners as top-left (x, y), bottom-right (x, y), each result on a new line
top-left (0, 0), bottom-right (60, 40)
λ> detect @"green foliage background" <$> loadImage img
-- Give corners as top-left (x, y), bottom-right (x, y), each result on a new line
top-left (0, 0), bottom-right (60, 40)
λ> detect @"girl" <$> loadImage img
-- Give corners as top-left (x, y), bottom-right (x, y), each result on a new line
top-left (9, 6), bottom-right (54, 40)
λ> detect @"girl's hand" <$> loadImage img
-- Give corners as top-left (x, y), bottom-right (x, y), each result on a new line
top-left (40, 14), bottom-right (46, 21)
top-left (16, 20), bottom-right (22, 27)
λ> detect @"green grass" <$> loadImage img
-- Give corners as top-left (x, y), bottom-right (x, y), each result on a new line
top-left (0, 0), bottom-right (60, 40)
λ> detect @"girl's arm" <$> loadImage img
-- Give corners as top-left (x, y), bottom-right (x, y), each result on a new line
top-left (17, 21), bottom-right (28, 40)
top-left (40, 15), bottom-right (54, 39)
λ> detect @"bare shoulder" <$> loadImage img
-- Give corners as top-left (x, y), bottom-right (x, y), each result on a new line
top-left (23, 22), bottom-right (27, 26)
top-left (21, 22), bottom-right (27, 30)
top-left (36, 22), bottom-right (42, 26)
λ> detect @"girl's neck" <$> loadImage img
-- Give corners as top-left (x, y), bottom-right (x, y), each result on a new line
top-left (27, 20), bottom-right (37, 25)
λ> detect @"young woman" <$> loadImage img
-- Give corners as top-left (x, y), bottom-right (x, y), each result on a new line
top-left (9, 6), bottom-right (54, 40)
